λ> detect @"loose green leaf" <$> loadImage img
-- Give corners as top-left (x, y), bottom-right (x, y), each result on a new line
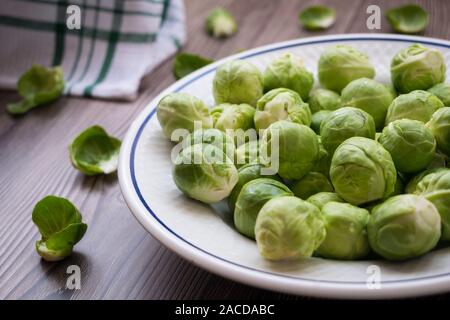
top-left (69, 126), bottom-right (121, 175)
top-left (386, 4), bottom-right (428, 34)
top-left (7, 65), bottom-right (64, 115)
top-left (299, 6), bottom-right (336, 30)
top-left (205, 8), bottom-right (237, 38)
top-left (32, 196), bottom-right (87, 261)
top-left (172, 52), bottom-right (213, 79)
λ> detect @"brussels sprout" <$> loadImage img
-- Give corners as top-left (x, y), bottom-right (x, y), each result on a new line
top-left (341, 78), bottom-right (394, 130)
top-left (311, 110), bottom-right (332, 134)
top-left (306, 192), bottom-right (344, 209)
top-left (69, 126), bottom-right (121, 175)
top-left (379, 119), bottom-right (436, 173)
top-left (426, 107), bottom-right (450, 157)
top-left (235, 140), bottom-right (259, 168)
top-left (298, 6), bottom-right (336, 30)
top-left (7, 65), bottom-right (64, 115)
top-left (205, 8), bottom-right (237, 38)
top-left (210, 103), bottom-right (255, 135)
top-left (391, 44), bottom-right (446, 93)
top-left (291, 172), bottom-right (333, 200)
top-left (234, 178), bottom-right (293, 239)
top-left (183, 128), bottom-right (236, 161)
top-left (263, 53), bottom-right (314, 100)
top-left (254, 88), bottom-right (311, 131)
top-left (405, 167), bottom-right (446, 194)
top-left (157, 92), bottom-right (213, 139)
top-left (330, 137), bottom-right (397, 205)
top-left (375, 132), bottom-right (382, 141)
top-left (386, 4), bottom-right (428, 34)
top-left (213, 60), bottom-right (263, 106)
top-left (310, 137), bottom-right (332, 177)
top-left (32, 196), bottom-right (87, 261)
top-left (385, 90), bottom-right (443, 125)
top-left (308, 88), bottom-right (341, 113)
top-left (368, 194), bottom-right (441, 261)
top-left (255, 196), bottom-right (325, 260)
top-left (173, 144), bottom-right (238, 204)
top-left (316, 202), bottom-right (370, 260)
top-left (318, 45), bottom-right (375, 93)
top-left (260, 120), bottom-right (320, 180)
top-left (320, 107), bottom-right (376, 155)
top-left (428, 83), bottom-right (450, 106)
top-left (228, 164), bottom-right (281, 212)
top-left (414, 169), bottom-right (450, 240)
top-left (172, 52), bottom-right (213, 79)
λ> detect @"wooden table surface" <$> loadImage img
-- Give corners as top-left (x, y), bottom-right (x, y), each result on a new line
top-left (1, 0), bottom-right (449, 300)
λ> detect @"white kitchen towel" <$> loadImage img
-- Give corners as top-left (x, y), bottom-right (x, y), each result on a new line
top-left (0, 0), bottom-right (186, 100)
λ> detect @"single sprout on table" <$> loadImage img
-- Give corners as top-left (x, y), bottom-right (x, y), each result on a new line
top-left (414, 169), bottom-right (450, 241)
top-left (379, 119), bottom-right (436, 173)
top-left (298, 6), bottom-right (336, 30)
top-left (368, 194), bottom-right (441, 261)
top-left (386, 4), bottom-right (428, 34)
top-left (318, 45), bottom-right (375, 93)
top-left (213, 60), bottom-right (263, 106)
top-left (255, 196), bottom-right (326, 261)
top-left (306, 192), bottom-right (344, 210)
top-left (172, 52), bottom-right (213, 79)
top-left (316, 202), bottom-right (370, 260)
top-left (330, 137), bottom-right (397, 205)
top-left (254, 88), bottom-right (311, 131)
top-left (183, 128), bottom-right (236, 161)
top-left (69, 126), bottom-right (121, 175)
top-left (32, 196), bottom-right (87, 261)
top-left (263, 53), bottom-right (314, 101)
top-left (391, 44), bottom-right (446, 93)
top-left (227, 163), bottom-right (281, 212)
top-left (385, 90), bottom-right (443, 125)
top-left (235, 140), bottom-right (259, 168)
top-left (173, 144), bottom-right (238, 204)
top-left (426, 107), bottom-right (450, 157)
top-left (320, 107), bottom-right (376, 155)
top-left (7, 64), bottom-right (64, 115)
top-left (259, 120), bottom-right (320, 180)
top-left (341, 78), bottom-right (395, 130)
top-left (234, 178), bottom-right (293, 239)
top-left (205, 8), bottom-right (237, 38)
top-left (428, 83), bottom-right (450, 106)
top-left (291, 172), bottom-right (333, 200)
top-left (311, 110), bottom-right (331, 134)
top-left (308, 88), bottom-right (341, 114)
top-left (210, 103), bottom-right (255, 139)
top-left (157, 92), bottom-right (213, 139)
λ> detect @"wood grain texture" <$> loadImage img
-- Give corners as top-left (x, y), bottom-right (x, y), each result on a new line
top-left (0, 0), bottom-right (449, 300)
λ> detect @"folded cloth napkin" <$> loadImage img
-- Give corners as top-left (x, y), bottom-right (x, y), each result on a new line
top-left (0, 0), bottom-right (186, 100)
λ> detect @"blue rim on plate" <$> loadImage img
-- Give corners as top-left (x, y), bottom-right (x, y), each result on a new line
top-left (122, 34), bottom-right (450, 297)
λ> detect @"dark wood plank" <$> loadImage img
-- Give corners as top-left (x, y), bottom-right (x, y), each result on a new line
top-left (0, 0), bottom-right (449, 300)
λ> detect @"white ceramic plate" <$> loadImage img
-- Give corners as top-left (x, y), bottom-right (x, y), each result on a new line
top-left (118, 34), bottom-right (450, 299)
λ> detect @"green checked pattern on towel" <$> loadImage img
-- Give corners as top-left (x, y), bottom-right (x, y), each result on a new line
top-left (0, 0), bottom-right (186, 100)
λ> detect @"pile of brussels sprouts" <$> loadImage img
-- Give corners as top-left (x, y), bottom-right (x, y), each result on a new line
top-left (157, 43), bottom-right (450, 262)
